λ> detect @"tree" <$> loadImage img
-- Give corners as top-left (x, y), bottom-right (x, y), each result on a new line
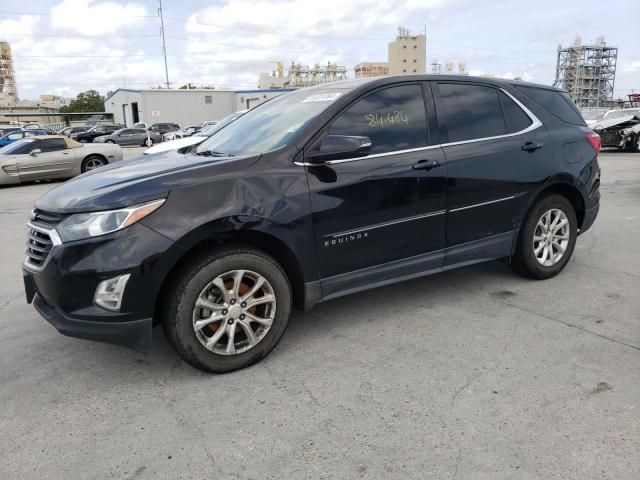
top-left (59, 90), bottom-right (105, 113)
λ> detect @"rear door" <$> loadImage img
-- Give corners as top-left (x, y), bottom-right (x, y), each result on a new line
top-left (16, 138), bottom-right (74, 181)
top-left (304, 82), bottom-right (447, 295)
top-left (432, 81), bottom-right (546, 264)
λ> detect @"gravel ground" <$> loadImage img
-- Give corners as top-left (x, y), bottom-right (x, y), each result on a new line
top-left (0, 149), bottom-right (638, 480)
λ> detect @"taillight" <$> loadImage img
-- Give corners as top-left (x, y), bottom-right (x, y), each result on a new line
top-left (586, 132), bottom-right (601, 153)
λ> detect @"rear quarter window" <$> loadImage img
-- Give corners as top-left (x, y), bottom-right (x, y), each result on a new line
top-left (515, 86), bottom-right (586, 126)
top-left (499, 91), bottom-right (532, 133)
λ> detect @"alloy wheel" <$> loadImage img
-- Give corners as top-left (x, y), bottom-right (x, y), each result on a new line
top-left (192, 270), bottom-right (276, 355)
top-left (84, 157), bottom-right (106, 171)
top-left (533, 208), bottom-right (570, 267)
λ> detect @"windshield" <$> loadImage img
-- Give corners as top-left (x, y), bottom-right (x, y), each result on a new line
top-left (198, 111), bottom-right (245, 137)
top-left (195, 89), bottom-right (347, 156)
top-left (0, 138), bottom-right (36, 155)
top-left (605, 109), bottom-right (640, 119)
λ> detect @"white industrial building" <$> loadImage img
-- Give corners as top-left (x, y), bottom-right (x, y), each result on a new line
top-left (104, 88), bottom-right (296, 127)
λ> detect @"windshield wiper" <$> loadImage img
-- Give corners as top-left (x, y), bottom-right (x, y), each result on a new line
top-left (195, 150), bottom-right (234, 157)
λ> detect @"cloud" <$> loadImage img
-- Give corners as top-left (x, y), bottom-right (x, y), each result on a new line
top-left (469, 70), bottom-right (534, 82)
top-left (50, 0), bottom-right (149, 35)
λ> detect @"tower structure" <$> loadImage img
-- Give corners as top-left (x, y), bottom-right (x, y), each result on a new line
top-left (554, 36), bottom-right (617, 108)
top-left (0, 41), bottom-right (18, 99)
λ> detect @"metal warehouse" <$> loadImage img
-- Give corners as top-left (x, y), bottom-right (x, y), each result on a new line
top-left (104, 88), bottom-right (295, 127)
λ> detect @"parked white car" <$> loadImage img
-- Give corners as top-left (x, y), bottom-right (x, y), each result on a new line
top-left (144, 110), bottom-right (247, 155)
top-left (0, 135), bottom-right (123, 185)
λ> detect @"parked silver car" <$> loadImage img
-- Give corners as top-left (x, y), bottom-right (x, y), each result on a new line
top-left (94, 128), bottom-right (163, 147)
top-left (0, 135), bottom-right (123, 186)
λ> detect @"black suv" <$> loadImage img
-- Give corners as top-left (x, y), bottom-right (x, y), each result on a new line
top-left (23, 76), bottom-right (600, 373)
top-left (72, 124), bottom-right (124, 143)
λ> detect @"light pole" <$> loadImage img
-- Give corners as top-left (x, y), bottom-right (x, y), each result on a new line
top-left (158, 0), bottom-right (170, 89)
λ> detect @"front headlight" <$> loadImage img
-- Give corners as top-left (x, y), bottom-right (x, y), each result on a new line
top-left (56, 199), bottom-right (165, 242)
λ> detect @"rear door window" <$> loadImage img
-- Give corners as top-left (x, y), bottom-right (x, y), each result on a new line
top-left (514, 85), bottom-right (585, 126)
top-left (437, 83), bottom-right (506, 142)
top-left (499, 91), bottom-right (533, 133)
top-left (328, 84), bottom-right (428, 155)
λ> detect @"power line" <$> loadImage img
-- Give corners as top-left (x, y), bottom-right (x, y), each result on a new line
top-left (1, 10), bottom-right (557, 54)
top-left (165, 35), bottom-right (378, 56)
top-left (13, 54), bottom-right (163, 58)
top-left (0, 10), bottom-right (157, 18)
top-left (164, 16), bottom-right (390, 41)
top-left (2, 32), bottom-right (161, 38)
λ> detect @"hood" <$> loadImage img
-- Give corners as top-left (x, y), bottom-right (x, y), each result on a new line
top-left (144, 135), bottom-right (206, 155)
top-left (35, 150), bottom-right (260, 213)
top-left (593, 113), bottom-right (640, 131)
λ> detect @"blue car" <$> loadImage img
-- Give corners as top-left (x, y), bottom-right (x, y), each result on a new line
top-left (0, 129), bottom-right (49, 147)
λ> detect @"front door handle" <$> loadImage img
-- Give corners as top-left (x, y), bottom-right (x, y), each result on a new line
top-left (521, 142), bottom-right (543, 152)
top-left (413, 159), bottom-right (442, 171)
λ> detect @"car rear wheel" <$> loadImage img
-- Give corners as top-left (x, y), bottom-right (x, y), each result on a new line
top-left (144, 138), bottom-right (154, 147)
top-left (81, 155), bottom-right (107, 173)
top-left (511, 194), bottom-right (577, 279)
top-left (162, 247), bottom-right (292, 373)
top-left (79, 139), bottom-right (88, 143)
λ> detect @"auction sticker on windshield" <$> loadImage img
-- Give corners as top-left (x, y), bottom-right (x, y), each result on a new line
top-left (302, 93), bottom-right (342, 103)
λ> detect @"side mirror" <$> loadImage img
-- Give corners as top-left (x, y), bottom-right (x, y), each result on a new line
top-left (307, 135), bottom-right (371, 162)
top-left (29, 149), bottom-right (42, 156)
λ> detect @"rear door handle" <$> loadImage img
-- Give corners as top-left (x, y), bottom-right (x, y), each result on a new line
top-left (413, 159), bottom-right (442, 171)
top-left (521, 142), bottom-right (543, 152)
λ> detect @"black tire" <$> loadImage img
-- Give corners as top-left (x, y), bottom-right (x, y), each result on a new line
top-left (162, 247), bottom-right (292, 373)
top-left (511, 194), bottom-right (577, 279)
top-left (629, 133), bottom-right (640, 153)
top-left (144, 138), bottom-right (154, 147)
top-left (79, 139), bottom-right (88, 143)
top-left (81, 155), bottom-right (107, 173)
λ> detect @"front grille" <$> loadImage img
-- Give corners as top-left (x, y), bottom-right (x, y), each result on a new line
top-left (25, 210), bottom-right (64, 269)
top-left (600, 130), bottom-right (620, 147)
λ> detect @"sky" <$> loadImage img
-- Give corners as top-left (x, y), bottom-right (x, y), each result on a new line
top-left (1, 0), bottom-right (638, 101)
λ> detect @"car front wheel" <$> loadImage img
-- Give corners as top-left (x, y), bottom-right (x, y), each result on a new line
top-left (511, 194), bottom-right (578, 279)
top-left (162, 247), bottom-right (292, 373)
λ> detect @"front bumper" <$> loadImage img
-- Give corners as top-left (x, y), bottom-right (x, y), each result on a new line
top-left (23, 222), bottom-right (175, 351)
top-left (30, 291), bottom-right (152, 350)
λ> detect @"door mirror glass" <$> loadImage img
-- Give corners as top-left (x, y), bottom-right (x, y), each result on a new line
top-left (308, 135), bottom-right (371, 162)
top-left (29, 148), bottom-right (42, 156)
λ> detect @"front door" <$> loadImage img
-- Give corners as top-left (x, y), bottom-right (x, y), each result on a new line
top-left (432, 81), bottom-right (548, 264)
top-left (304, 83), bottom-right (447, 296)
top-left (16, 138), bottom-right (74, 181)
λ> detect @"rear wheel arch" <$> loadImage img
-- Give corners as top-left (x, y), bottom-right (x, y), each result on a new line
top-left (522, 182), bottom-right (585, 230)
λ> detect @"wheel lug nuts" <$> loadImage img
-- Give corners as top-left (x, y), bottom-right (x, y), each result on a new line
top-left (222, 309), bottom-right (228, 315)
top-left (241, 302), bottom-right (247, 308)
top-left (240, 314), bottom-right (245, 320)
top-left (230, 299), bottom-right (236, 305)
top-left (228, 318), bottom-right (234, 325)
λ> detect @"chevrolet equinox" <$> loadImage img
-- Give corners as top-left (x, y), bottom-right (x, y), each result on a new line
top-left (23, 76), bottom-right (601, 372)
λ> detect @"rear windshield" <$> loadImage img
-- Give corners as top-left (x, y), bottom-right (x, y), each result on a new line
top-left (515, 86), bottom-right (586, 126)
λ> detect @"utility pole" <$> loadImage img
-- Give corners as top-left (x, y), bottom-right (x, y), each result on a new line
top-left (158, 0), bottom-right (170, 89)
